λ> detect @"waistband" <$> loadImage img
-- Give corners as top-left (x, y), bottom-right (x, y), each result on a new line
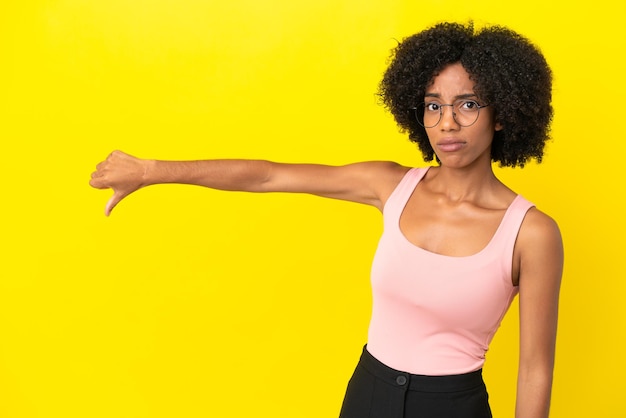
top-left (358, 346), bottom-right (485, 393)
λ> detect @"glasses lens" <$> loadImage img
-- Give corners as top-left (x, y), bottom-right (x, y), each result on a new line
top-left (414, 103), bottom-right (440, 128)
top-left (454, 100), bottom-right (481, 127)
top-left (414, 101), bottom-right (483, 128)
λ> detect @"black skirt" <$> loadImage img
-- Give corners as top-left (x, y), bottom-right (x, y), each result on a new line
top-left (339, 346), bottom-right (492, 418)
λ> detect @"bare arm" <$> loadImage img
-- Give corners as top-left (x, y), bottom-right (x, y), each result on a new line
top-left (89, 150), bottom-right (409, 215)
top-left (514, 209), bottom-right (564, 418)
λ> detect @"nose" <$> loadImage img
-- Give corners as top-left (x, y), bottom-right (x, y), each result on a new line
top-left (439, 104), bottom-right (459, 130)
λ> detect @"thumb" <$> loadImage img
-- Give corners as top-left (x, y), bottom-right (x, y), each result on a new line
top-left (104, 190), bottom-right (129, 216)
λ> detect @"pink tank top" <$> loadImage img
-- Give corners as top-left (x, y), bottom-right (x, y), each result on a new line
top-left (367, 167), bottom-right (534, 375)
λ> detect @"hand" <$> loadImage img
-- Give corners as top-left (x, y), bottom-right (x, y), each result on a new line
top-left (90, 150), bottom-right (150, 216)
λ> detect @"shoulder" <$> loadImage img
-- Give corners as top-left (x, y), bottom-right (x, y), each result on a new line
top-left (347, 161), bottom-right (412, 188)
top-left (360, 161), bottom-right (413, 205)
top-left (341, 161), bottom-right (415, 210)
top-left (515, 206), bottom-right (564, 286)
top-left (353, 161), bottom-right (412, 176)
top-left (518, 207), bottom-right (562, 250)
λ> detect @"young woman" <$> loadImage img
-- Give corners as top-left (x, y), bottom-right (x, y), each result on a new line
top-left (90, 22), bottom-right (563, 418)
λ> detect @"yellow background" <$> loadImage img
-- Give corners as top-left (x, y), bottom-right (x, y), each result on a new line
top-left (1, 0), bottom-right (625, 417)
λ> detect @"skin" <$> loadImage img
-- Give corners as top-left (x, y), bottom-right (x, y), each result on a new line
top-left (90, 63), bottom-right (563, 418)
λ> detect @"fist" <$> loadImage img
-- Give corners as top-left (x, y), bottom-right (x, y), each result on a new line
top-left (90, 151), bottom-right (149, 216)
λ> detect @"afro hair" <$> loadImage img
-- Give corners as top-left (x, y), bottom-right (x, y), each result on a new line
top-left (378, 22), bottom-right (553, 167)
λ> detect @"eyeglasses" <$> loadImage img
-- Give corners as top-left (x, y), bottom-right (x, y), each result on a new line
top-left (412, 100), bottom-right (489, 128)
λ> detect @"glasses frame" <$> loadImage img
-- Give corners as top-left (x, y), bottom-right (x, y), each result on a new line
top-left (411, 100), bottom-right (490, 128)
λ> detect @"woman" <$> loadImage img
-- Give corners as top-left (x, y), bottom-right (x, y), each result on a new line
top-left (90, 22), bottom-right (563, 418)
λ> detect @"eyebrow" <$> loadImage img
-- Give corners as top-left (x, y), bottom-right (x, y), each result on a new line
top-left (424, 93), bottom-right (479, 100)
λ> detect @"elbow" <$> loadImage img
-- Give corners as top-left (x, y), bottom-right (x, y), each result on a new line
top-left (248, 160), bottom-right (274, 192)
top-left (518, 353), bottom-right (555, 384)
top-left (517, 359), bottom-right (555, 401)
top-left (516, 362), bottom-right (555, 417)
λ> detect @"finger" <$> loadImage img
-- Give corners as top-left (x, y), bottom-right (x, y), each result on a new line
top-left (89, 176), bottom-right (109, 189)
top-left (104, 191), bottom-right (127, 216)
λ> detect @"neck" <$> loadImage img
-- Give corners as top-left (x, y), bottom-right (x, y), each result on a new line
top-left (426, 162), bottom-right (501, 203)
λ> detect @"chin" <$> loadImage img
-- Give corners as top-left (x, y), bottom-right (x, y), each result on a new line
top-left (437, 155), bottom-right (466, 167)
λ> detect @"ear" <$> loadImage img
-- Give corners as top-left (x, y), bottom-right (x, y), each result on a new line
top-left (495, 121), bottom-right (504, 131)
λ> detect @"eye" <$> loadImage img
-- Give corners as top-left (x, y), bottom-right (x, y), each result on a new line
top-left (459, 100), bottom-right (479, 111)
top-left (424, 102), bottom-right (440, 112)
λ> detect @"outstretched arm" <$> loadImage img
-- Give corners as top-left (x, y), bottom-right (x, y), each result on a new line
top-left (89, 150), bottom-right (409, 215)
top-left (514, 209), bottom-right (564, 418)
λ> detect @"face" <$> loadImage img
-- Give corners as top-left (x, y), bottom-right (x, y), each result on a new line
top-left (423, 62), bottom-right (502, 169)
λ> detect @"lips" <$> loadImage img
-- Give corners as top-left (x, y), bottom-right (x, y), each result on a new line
top-left (436, 139), bottom-right (466, 152)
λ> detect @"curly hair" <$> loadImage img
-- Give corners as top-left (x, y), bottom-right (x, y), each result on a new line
top-left (378, 22), bottom-right (553, 167)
